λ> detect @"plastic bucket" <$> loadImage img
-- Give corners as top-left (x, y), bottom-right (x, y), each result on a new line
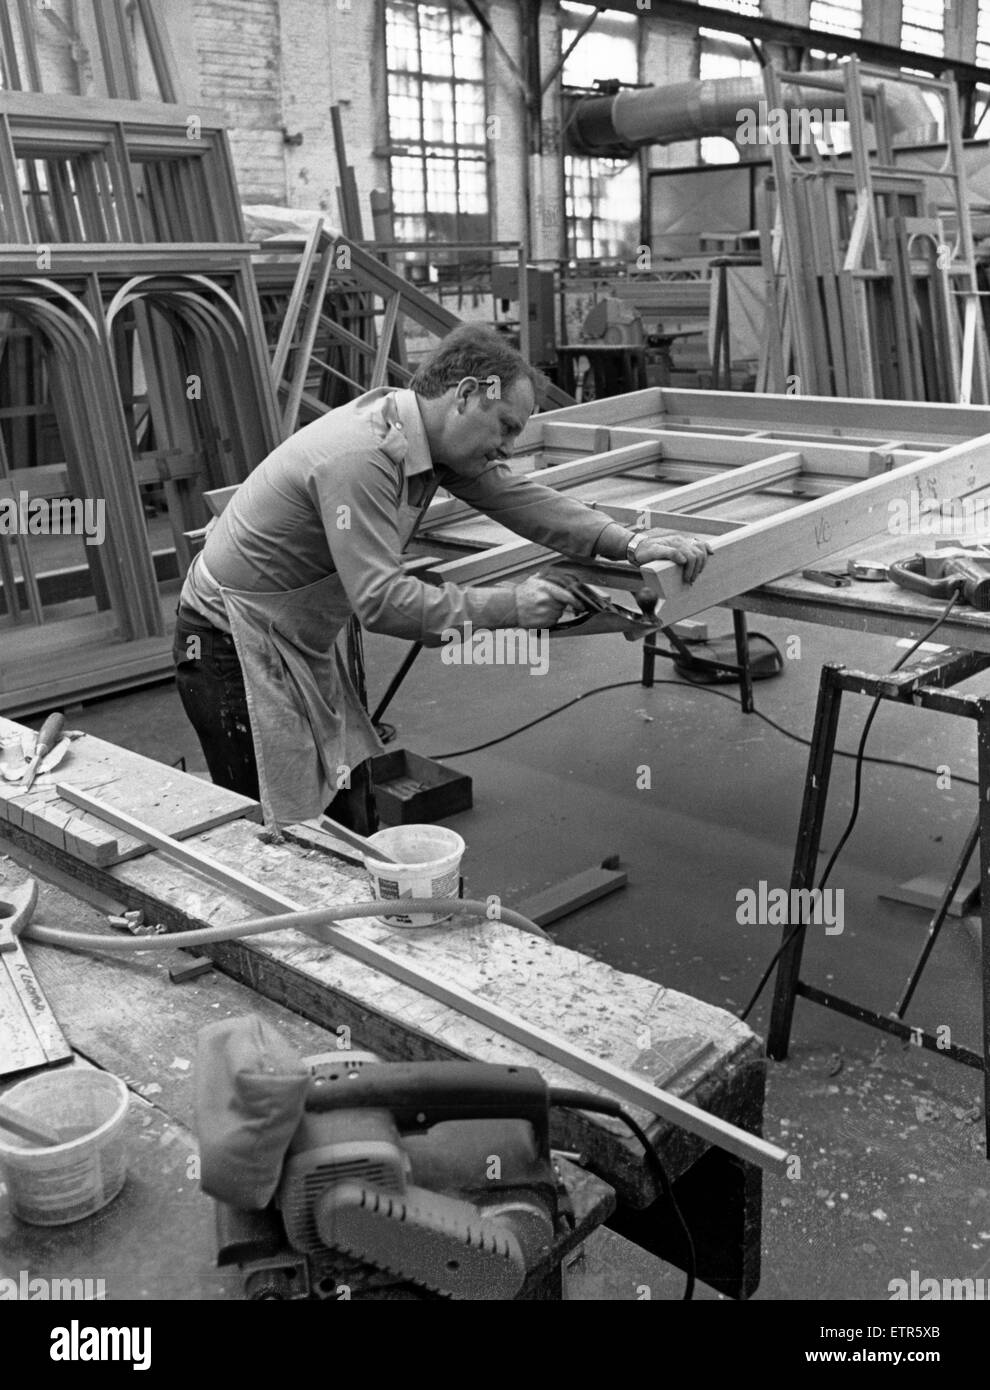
top-left (363, 824), bottom-right (466, 927)
top-left (0, 1069), bottom-right (130, 1225)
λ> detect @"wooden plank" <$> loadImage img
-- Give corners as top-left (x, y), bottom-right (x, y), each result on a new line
top-left (370, 292), bottom-right (402, 389)
top-left (620, 452), bottom-right (803, 517)
top-left (0, 781), bottom-right (118, 866)
top-left (50, 786), bottom-right (787, 1174)
top-left (517, 864), bottom-right (628, 928)
top-left (638, 429), bottom-right (990, 626)
top-left (282, 241), bottom-right (335, 435)
top-left (135, 0), bottom-right (184, 103)
top-left (0, 718), bottom-right (260, 864)
top-left (650, 389), bottom-right (990, 442)
top-left (269, 219), bottom-right (324, 387)
top-left (422, 441), bottom-right (664, 531)
top-left (430, 539), bottom-right (552, 585)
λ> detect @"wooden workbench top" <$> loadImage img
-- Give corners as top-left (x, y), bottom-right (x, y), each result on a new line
top-left (0, 855), bottom-right (614, 1299)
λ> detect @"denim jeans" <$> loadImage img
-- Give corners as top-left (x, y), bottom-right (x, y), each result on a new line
top-left (173, 608), bottom-right (378, 833)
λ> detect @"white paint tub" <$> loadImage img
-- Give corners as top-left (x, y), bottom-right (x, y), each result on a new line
top-left (363, 824), bottom-right (466, 927)
top-left (0, 1069), bottom-right (130, 1225)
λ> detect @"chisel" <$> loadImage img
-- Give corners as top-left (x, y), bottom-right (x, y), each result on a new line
top-left (21, 712), bottom-right (65, 794)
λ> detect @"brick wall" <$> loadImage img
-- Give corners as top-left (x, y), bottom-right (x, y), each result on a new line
top-left (193, 0), bottom-right (286, 204)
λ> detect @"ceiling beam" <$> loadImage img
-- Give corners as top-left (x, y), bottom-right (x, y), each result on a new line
top-left (595, 0), bottom-right (990, 88)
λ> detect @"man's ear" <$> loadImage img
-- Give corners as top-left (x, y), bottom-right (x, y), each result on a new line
top-left (453, 376), bottom-right (481, 411)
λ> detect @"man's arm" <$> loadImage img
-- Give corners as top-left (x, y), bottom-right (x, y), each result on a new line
top-left (438, 460), bottom-right (620, 558)
top-left (309, 447), bottom-right (526, 642)
top-left (439, 461), bottom-right (711, 579)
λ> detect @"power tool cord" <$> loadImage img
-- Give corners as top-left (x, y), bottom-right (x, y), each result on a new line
top-left (426, 606), bottom-right (969, 1021)
top-left (550, 1087), bottom-right (696, 1300)
top-left (739, 593), bottom-right (960, 1021)
top-left (429, 672), bottom-right (979, 789)
top-left (22, 899), bottom-right (546, 953)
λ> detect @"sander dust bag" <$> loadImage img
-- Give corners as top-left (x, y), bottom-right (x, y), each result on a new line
top-left (195, 1016), bottom-right (310, 1209)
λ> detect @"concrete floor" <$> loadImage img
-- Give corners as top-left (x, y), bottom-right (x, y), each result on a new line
top-left (60, 606), bottom-right (990, 1301)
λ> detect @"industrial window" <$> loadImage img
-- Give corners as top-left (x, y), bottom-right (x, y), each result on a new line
top-left (384, 1), bottom-right (490, 263)
top-left (561, 3), bottom-right (640, 261)
top-left (699, 2), bottom-right (762, 165)
top-left (809, 0), bottom-right (862, 39)
top-left (698, 0), bottom-right (760, 14)
top-left (978, 1), bottom-right (990, 66)
top-left (901, 0), bottom-right (944, 57)
top-left (975, 3), bottom-right (990, 137)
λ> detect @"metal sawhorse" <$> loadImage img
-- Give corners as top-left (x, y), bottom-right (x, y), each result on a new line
top-left (767, 649), bottom-right (990, 1157)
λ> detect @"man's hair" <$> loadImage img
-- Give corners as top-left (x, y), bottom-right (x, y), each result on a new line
top-left (409, 324), bottom-right (541, 402)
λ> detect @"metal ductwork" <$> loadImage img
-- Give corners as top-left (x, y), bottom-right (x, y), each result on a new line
top-left (566, 74), bottom-right (936, 157)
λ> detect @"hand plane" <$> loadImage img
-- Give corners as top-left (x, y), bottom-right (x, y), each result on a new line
top-left (547, 570), bottom-right (662, 641)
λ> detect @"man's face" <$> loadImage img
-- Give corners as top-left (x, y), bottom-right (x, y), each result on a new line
top-left (437, 375), bottom-right (535, 476)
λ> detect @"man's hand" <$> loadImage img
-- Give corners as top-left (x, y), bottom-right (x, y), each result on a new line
top-left (630, 532), bottom-right (712, 584)
top-left (514, 577), bottom-right (576, 628)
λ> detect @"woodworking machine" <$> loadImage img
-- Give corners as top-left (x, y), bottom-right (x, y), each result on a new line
top-left (203, 1043), bottom-right (575, 1300)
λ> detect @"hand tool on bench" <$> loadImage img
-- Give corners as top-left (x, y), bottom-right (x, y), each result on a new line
top-left (0, 877), bottom-right (73, 1078)
top-left (846, 560), bottom-right (888, 582)
top-left (19, 712), bottom-right (65, 794)
top-left (318, 816), bottom-right (399, 864)
top-left (801, 567), bottom-right (852, 588)
top-left (888, 550), bottom-right (990, 610)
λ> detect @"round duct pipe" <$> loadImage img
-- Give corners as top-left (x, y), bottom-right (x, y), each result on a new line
top-left (566, 74), bottom-right (935, 156)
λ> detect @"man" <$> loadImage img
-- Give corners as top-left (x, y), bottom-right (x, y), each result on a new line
top-left (174, 325), bottom-right (710, 831)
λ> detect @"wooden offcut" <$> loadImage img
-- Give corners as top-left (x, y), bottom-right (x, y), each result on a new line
top-left (0, 716), bottom-right (260, 866)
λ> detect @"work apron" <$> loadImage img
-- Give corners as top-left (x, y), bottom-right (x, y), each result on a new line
top-left (221, 573), bottom-right (383, 830)
top-left (218, 391), bottom-right (427, 829)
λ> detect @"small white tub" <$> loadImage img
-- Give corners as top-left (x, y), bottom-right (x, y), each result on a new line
top-left (0, 1069), bottom-right (130, 1226)
top-left (363, 824), bottom-right (466, 927)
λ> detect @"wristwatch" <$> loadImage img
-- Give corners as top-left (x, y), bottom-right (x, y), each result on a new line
top-left (626, 532), bottom-right (651, 567)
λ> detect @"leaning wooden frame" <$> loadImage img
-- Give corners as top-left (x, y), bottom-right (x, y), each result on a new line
top-left (419, 387), bottom-right (990, 626)
top-left (0, 245), bottom-right (281, 712)
top-left (0, 0), bottom-right (182, 103)
top-left (0, 93), bottom-right (244, 245)
top-left (757, 58), bottom-right (990, 405)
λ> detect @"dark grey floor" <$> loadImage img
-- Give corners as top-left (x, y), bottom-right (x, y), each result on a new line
top-left (61, 607), bottom-right (990, 1300)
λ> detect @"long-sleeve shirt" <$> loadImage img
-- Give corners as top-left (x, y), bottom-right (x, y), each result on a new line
top-left (180, 386), bottom-right (614, 645)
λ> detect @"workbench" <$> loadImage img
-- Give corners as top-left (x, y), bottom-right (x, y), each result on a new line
top-left (0, 860), bottom-right (616, 1300)
top-left (0, 724), bottom-right (767, 1299)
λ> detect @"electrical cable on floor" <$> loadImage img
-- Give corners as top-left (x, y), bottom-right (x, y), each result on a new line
top-left (426, 602), bottom-right (970, 1022)
top-left (739, 594), bottom-right (961, 1021)
top-left (430, 637), bottom-right (979, 788)
top-left (550, 1087), bottom-right (696, 1300)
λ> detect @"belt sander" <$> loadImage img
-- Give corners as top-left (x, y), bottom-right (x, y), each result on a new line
top-left (198, 1020), bottom-right (575, 1300)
